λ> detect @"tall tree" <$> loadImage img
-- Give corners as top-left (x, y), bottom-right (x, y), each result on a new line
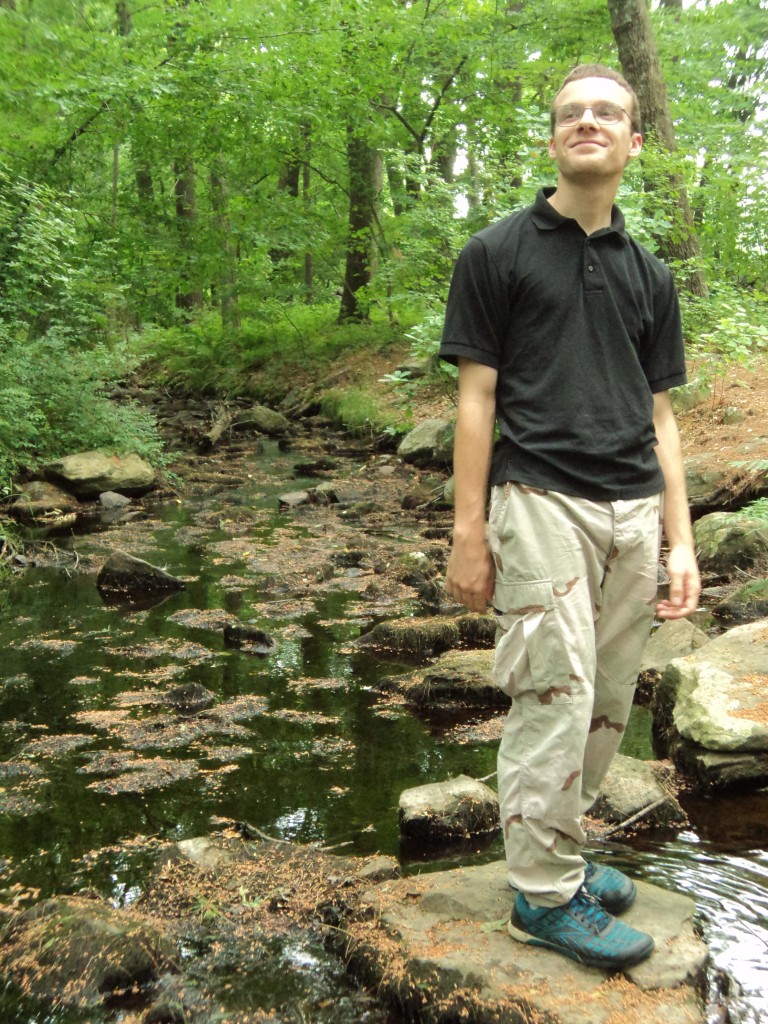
top-left (607, 0), bottom-right (708, 296)
top-left (338, 124), bottom-right (382, 323)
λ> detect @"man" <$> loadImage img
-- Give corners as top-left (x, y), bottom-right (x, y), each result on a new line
top-left (439, 64), bottom-right (700, 971)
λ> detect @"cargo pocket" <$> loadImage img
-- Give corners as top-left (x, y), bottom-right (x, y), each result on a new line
top-left (493, 579), bottom-right (574, 705)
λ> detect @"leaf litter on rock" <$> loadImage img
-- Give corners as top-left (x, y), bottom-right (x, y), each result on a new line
top-left (85, 757), bottom-right (199, 795)
top-left (107, 639), bottom-right (219, 663)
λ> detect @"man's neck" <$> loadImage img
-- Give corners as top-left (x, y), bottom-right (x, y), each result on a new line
top-left (547, 178), bottom-right (620, 236)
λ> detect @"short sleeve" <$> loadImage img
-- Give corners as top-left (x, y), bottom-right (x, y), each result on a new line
top-left (439, 236), bottom-right (508, 369)
top-left (643, 266), bottom-right (687, 393)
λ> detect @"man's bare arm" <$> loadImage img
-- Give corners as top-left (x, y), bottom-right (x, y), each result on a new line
top-left (653, 390), bottom-right (701, 619)
top-left (444, 358), bottom-right (498, 613)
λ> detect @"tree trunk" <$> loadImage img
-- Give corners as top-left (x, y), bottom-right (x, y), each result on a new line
top-left (174, 158), bottom-right (203, 310)
top-left (432, 133), bottom-right (458, 185)
top-left (136, 165), bottom-right (154, 206)
top-left (116, 0), bottom-right (132, 35)
top-left (166, 0), bottom-right (202, 311)
top-left (302, 154), bottom-right (313, 303)
top-left (608, 0), bottom-right (708, 297)
top-left (277, 159), bottom-right (300, 198)
top-left (210, 158), bottom-right (240, 331)
top-left (338, 126), bottom-right (381, 323)
top-left (111, 145), bottom-right (120, 230)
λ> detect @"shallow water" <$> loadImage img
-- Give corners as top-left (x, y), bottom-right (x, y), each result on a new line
top-left (0, 439), bottom-right (767, 1022)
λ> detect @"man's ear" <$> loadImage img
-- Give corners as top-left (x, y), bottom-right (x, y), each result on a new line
top-left (628, 132), bottom-right (643, 159)
top-left (548, 136), bottom-right (556, 159)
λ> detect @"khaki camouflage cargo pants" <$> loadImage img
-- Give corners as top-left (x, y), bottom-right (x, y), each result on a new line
top-left (489, 482), bottom-right (662, 907)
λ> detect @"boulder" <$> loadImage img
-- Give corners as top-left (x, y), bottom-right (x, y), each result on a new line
top-left (232, 404), bottom-right (291, 436)
top-left (223, 622), bottom-right (275, 654)
top-left (686, 449), bottom-right (768, 512)
top-left (278, 489), bottom-right (311, 509)
top-left (355, 616), bottom-right (460, 658)
top-left (664, 740), bottom-right (768, 792)
top-left (397, 418), bottom-right (454, 468)
top-left (166, 835), bottom-right (254, 872)
top-left (653, 618), bottom-right (768, 790)
top-left (640, 619), bottom-right (710, 676)
top-left (97, 550), bottom-right (186, 604)
top-left (7, 480), bottom-right (81, 521)
top-left (395, 648), bottom-right (504, 705)
top-left (392, 550), bottom-right (439, 585)
top-left (42, 451), bottom-right (155, 499)
top-left (98, 490), bottom-right (132, 509)
top-left (359, 860), bottom-right (707, 1022)
top-left (685, 454), bottom-right (731, 510)
top-left (164, 682), bottom-right (216, 716)
top-left (356, 855), bottom-right (402, 883)
top-left (713, 577), bottom-right (768, 623)
top-left (671, 379), bottom-right (711, 414)
top-left (591, 753), bottom-right (685, 827)
top-left (694, 511), bottom-right (768, 576)
top-left (637, 618), bottom-right (710, 703)
top-left (0, 895), bottom-right (176, 1009)
top-left (398, 774), bottom-right (500, 843)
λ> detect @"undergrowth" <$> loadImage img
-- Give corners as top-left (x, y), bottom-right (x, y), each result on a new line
top-left (0, 324), bottom-right (164, 490)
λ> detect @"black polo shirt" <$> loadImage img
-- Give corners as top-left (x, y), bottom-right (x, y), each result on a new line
top-left (439, 188), bottom-right (687, 501)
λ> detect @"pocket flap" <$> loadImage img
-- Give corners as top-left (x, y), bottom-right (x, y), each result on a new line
top-left (494, 579), bottom-right (554, 617)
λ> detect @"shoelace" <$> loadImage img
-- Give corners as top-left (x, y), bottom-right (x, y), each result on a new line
top-left (564, 888), bottom-right (612, 933)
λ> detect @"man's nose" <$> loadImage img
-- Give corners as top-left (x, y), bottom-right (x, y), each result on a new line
top-left (577, 107), bottom-right (600, 126)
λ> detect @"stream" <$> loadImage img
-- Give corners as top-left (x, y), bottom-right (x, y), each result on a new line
top-left (1, 431), bottom-right (767, 1023)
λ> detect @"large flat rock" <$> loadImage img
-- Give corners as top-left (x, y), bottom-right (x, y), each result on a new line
top-left (363, 859), bottom-right (707, 1023)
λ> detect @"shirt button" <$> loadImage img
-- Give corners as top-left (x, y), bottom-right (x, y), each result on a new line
top-left (588, 265), bottom-right (594, 272)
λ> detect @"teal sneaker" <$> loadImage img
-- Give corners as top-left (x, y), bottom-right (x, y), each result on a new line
top-left (508, 888), bottom-right (654, 970)
top-left (584, 861), bottom-right (636, 915)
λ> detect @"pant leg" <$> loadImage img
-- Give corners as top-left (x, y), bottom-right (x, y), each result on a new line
top-left (579, 496), bottom-right (662, 813)
top-left (490, 484), bottom-right (614, 907)
top-left (490, 485), bottom-right (661, 906)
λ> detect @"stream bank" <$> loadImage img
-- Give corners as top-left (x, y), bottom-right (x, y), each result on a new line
top-left (0, 366), bottom-right (767, 1024)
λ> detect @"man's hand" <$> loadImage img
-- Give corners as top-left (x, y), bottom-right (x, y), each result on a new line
top-left (656, 544), bottom-right (700, 620)
top-left (445, 535), bottom-right (496, 614)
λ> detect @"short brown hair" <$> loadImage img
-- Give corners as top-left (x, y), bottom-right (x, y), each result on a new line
top-left (550, 63), bottom-right (641, 134)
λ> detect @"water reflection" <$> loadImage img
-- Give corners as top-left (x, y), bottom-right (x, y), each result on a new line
top-left (0, 439), bottom-right (767, 1023)
top-left (624, 805), bottom-right (768, 1023)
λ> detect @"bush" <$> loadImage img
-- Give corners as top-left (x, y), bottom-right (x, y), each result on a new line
top-left (682, 284), bottom-right (768, 372)
top-left (138, 303), bottom-right (406, 397)
top-left (0, 324), bottom-right (164, 490)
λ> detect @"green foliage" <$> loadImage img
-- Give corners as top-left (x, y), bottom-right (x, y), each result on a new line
top-left (0, 324), bottom-right (164, 487)
top-left (140, 304), bottom-right (404, 397)
top-left (741, 498), bottom-right (768, 523)
top-left (0, 162), bottom-right (118, 342)
top-left (0, 0), bottom-right (766, 423)
top-left (682, 284), bottom-right (768, 372)
top-left (404, 314), bottom-right (454, 371)
top-left (319, 386), bottom-right (405, 438)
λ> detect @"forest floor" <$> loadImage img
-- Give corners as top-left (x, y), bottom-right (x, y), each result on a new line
top-left (674, 359), bottom-right (768, 474)
top-left (294, 343), bottom-right (768, 486)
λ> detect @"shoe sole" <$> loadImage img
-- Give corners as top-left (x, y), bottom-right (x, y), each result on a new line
top-left (507, 914), bottom-right (654, 971)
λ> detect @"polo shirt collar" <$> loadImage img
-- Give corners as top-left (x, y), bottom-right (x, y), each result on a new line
top-left (530, 187), bottom-right (628, 243)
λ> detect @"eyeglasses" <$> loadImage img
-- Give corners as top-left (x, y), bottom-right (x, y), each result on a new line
top-left (554, 102), bottom-right (631, 127)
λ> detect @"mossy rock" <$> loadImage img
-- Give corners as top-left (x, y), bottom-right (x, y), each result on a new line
top-left (355, 616), bottom-right (460, 657)
top-left (0, 896), bottom-right (176, 1009)
top-left (694, 512), bottom-right (768, 576)
top-left (714, 578), bottom-right (768, 623)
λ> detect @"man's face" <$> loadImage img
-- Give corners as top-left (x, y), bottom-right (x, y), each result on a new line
top-left (548, 76), bottom-right (642, 181)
